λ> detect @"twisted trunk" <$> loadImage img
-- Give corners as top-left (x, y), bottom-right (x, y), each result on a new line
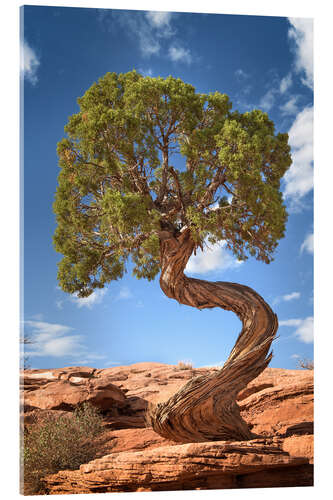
top-left (149, 228), bottom-right (278, 443)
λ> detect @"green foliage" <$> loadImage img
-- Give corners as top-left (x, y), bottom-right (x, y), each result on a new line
top-left (54, 70), bottom-right (292, 296)
top-left (22, 403), bottom-right (104, 495)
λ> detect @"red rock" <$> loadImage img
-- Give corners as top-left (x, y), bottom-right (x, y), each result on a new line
top-left (43, 439), bottom-right (312, 494)
top-left (239, 368), bottom-right (313, 436)
top-left (23, 372), bottom-right (126, 411)
top-left (21, 363), bottom-right (314, 493)
top-left (282, 434), bottom-right (314, 464)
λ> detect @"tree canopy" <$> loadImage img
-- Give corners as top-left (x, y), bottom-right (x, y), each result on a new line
top-left (53, 70), bottom-right (292, 297)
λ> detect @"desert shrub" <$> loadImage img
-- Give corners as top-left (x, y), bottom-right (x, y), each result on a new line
top-left (297, 358), bottom-right (314, 370)
top-left (176, 360), bottom-right (193, 370)
top-left (22, 402), bottom-right (104, 495)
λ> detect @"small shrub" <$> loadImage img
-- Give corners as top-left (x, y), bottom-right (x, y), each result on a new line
top-left (176, 360), bottom-right (193, 370)
top-left (297, 358), bottom-right (314, 370)
top-left (22, 402), bottom-right (104, 495)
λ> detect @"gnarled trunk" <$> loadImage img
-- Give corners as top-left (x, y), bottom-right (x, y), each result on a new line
top-left (149, 228), bottom-right (278, 443)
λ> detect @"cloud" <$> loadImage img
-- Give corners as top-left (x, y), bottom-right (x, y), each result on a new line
top-left (280, 96), bottom-right (299, 115)
top-left (283, 291), bottom-right (301, 301)
top-left (279, 316), bottom-right (314, 343)
top-left (279, 319), bottom-right (303, 327)
top-left (145, 11), bottom-right (172, 30)
top-left (168, 46), bottom-right (192, 64)
top-left (280, 73), bottom-right (293, 94)
top-left (138, 67), bottom-right (153, 77)
top-left (103, 360), bottom-right (122, 367)
top-left (185, 240), bottom-right (243, 275)
top-left (20, 39), bottom-right (40, 85)
top-left (70, 288), bottom-right (107, 309)
top-left (24, 320), bottom-right (107, 361)
top-left (116, 286), bottom-right (133, 300)
top-left (288, 18), bottom-right (313, 90)
top-left (274, 291), bottom-right (301, 305)
top-left (55, 299), bottom-right (64, 310)
top-left (29, 313), bottom-right (44, 321)
top-left (235, 68), bottom-right (249, 79)
top-left (300, 232), bottom-right (314, 255)
top-left (283, 106), bottom-right (313, 203)
top-left (24, 320), bottom-right (81, 357)
top-left (107, 10), bottom-right (174, 58)
top-left (259, 89), bottom-right (276, 111)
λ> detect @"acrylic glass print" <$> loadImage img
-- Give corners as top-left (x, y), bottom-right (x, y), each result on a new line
top-left (21, 4), bottom-right (314, 495)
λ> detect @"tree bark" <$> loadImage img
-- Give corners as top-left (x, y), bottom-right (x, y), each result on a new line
top-left (149, 228), bottom-right (278, 443)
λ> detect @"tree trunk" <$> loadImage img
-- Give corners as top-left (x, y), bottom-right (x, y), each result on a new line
top-left (149, 228), bottom-right (278, 443)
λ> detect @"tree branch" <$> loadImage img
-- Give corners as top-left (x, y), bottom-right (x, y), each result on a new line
top-left (198, 169), bottom-right (226, 209)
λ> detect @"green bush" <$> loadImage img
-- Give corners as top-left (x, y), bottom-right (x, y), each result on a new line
top-left (22, 403), bottom-right (104, 495)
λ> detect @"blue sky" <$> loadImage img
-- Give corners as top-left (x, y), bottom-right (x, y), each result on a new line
top-left (21, 5), bottom-right (314, 370)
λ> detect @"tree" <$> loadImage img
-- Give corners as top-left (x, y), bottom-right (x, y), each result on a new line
top-left (20, 335), bottom-right (34, 370)
top-left (53, 71), bottom-right (292, 442)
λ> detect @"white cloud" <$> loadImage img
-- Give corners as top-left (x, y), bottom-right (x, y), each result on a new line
top-left (279, 319), bottom-right (302, 327)
top-left (235, 68), bottom-right (249, 79)
top-left (288, 18), bottom-right (313, 90)
top-left (103, 361), bottom-right (122, 367)
top-left (24, 320), bottom-right (106, 361)
top-left (279, 316), bottom-right (314, 343)
top-left (24, 321), bottom-right (73, 342)
top-left (24, 320), bottom-right (82, 357)
top-left (280, 96), bottom-right (299, 115)
top-left (259, 89), bottom-right (276, 111)
top-left (139, 33), bottom-right (160, 57)
top-left (280, 73), bottom-right (293, 94)
top-left (300, 232), bottom-right (314, 254)
top-left (55, 299), bottom-right (64, 310)
top-left (70, 288), bottom-right (107, 309)
top-left (283, 106), bottom-right (313, 202)
top-left (291, 353), bottom-right (300, 359)
top-left (168, 46), bottom-right (192, 65)
top-left (294, 317), bottom-right (314, 343)
top-left (283, 292), bottom-right (301, 301)
top-left (146, 11), bottom-right (172, 30)
top-left (20, 39), bottom-right (40, 85)
top-left (185, 240), bottom-right (243, 275)
top-left (110, 10), bottom-right (174, 58)
top-left (116, 286), bottom-right (133, 300)
top-left (73, 353), bottom-right (109, 364)
top-left (29, 313), bottom-right (44, 321)
top-left (274, 291), bottom-right (301, 305)
top-left (138, 67), bottom-right (153, 77)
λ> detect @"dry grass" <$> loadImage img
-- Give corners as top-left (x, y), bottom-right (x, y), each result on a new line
top-left (296, 358), bottom-right (314, 370)
top-left (21, 403), bottom-right (104, 495)
top-left (176, 360), bottom-right (193, 370)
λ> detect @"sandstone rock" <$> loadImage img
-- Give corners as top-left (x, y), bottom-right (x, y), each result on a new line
top-left (43, 439), bottom-right (312, 494)
top-left (23, 373), bottom-right (126, 411)
top-left (22, 364), bottom-right (313, 434)
top-left (21, 364), bottom-right (314, 493)
top-left (239, 368), bottom-right (313, 436)
top-left (282, 434), bottom-right (314, 464)
top-left (97, 427), bottom-right (175, 457)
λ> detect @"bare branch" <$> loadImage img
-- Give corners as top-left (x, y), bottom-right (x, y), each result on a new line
top-left (169, 166), bottom-right (186, 220)
top-left (198, 169), bottom-right (226, 209)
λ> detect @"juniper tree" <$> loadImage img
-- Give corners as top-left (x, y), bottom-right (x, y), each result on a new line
top-left (54, 71), bottom-right (292, 442)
